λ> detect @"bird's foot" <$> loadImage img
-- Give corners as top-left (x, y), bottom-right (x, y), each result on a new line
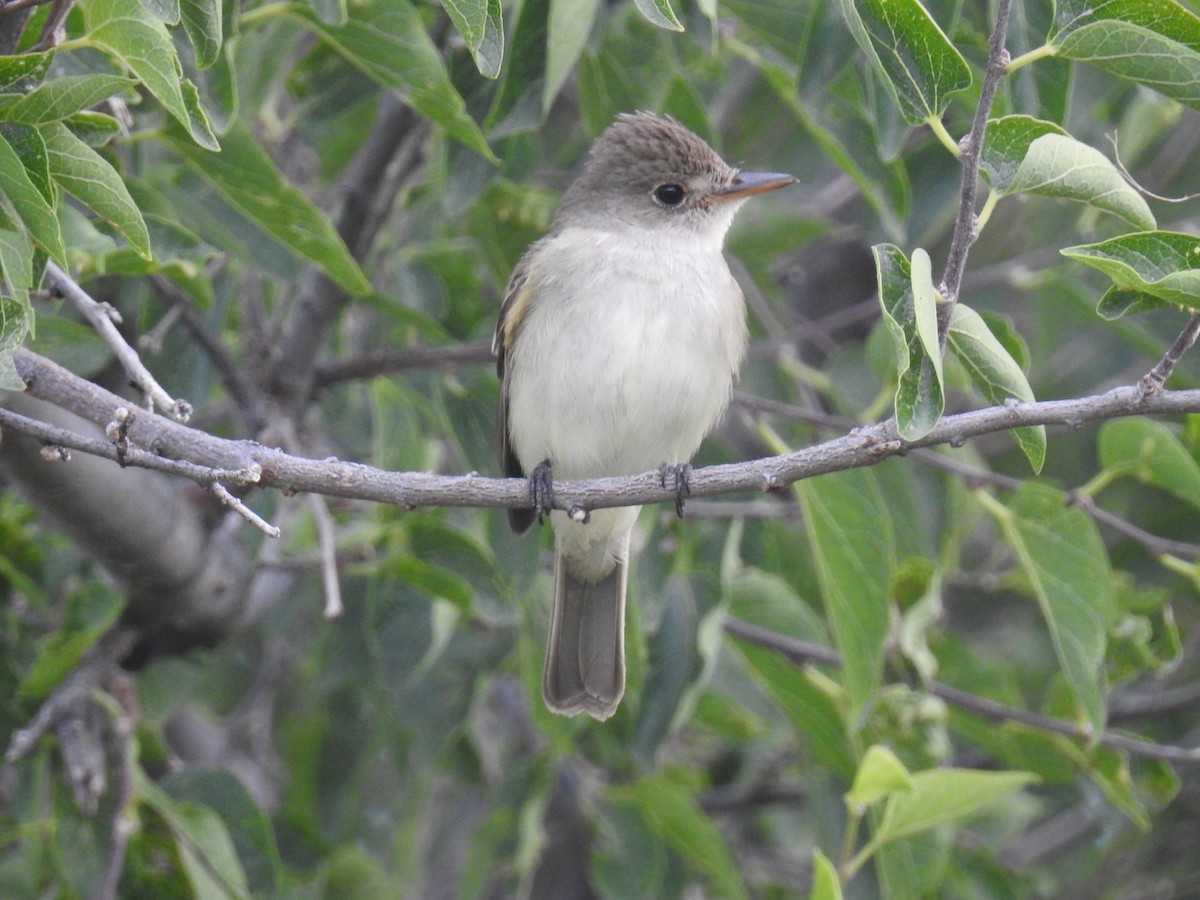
top-left (660, 463), bottom-right (693, 518)
top-left (530, 459), bottom-right (555, 524)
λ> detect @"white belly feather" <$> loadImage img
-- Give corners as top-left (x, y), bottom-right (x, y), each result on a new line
top-left (505, 226), bottom-right (747, 582)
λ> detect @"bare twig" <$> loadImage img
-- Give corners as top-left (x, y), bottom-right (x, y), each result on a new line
top-left (149, 274), bottom-right (267, 432)
top-left (307, 494), bottom-right (344, 618)
top-left (1140, 312), bottom-right (1200, 394)
top-left (44, 262), bottom-right (192, 422)
top-left (723, 616), bottom-right (1200, 765)
top-left (938, 0), bottom-right (1014, 328)
top-left (0, 405), bottom-right (261, 486)
top-left (95, 680), bottom-right (138, 900)
top-left (31, 0), bottom-right (72, 50)
top-left (909, 448), bottom-right (1200, 559)
top-left (313, 338), bottom-right (495, 388)
top-left (211, 482), bottom-right (281, 538)
top-left (0, 0), bottom-right (54, 16)
top-left (4, 626), bottom-right (138, 764)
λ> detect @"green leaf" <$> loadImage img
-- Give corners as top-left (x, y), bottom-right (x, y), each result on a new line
top-left (633, 0), bottom-right (684, 31)
top-left (139, 773), bottom-right (252, 899)
top-left (163, 118), bottom-right (370, 296)
top-left (83, 0), bottom-right (219, 149)
top-left (388, 556), bottom-right (474, 613)
top-left (874, 244), bottom-right (944, 440)
top-left (43, 122), bottom-right (152, 259)
top-left (865, 768), bottom-right (1037, 853)
top-left (0, 294), bottom-right (30, 389)
top-left (546, 0), bottom-right (602, 112)
top-left (614, 776), bottom-right (748, 899)
top-left (288, 0), bottom-right (495, 161)
top-left (946, 303), bottom-right (1046, 473)
top-left (632, 578), bottom-right (699, 766)
top-left (486, 0), bottom-right (549, 134)
top-left (1, 123), bottom-right (54, 205)
top-left (735, 641), bottom-right (856, 780)
top-left (0, 222), bottom-right (35, 307)
top-left (0, 130), bottom-right (66, 264)
top-left (1050, 0), bottom-right (1200, 109)
top-left (986, 124), bottom-right (1155, 230)
top-left (847, 745), bottom-right (915, 810)
top-left (181, 0), bottom-right (224, 69)
top-left (441, 0), bottom-right (505, 79)
top-left (0, 52), bottom-right (52, 93)
top-left (7, 75), bottom-right (136, 124)
top-left (1099, 419), bottom-right (1200, 513)
top-left (163, 769), bottom-right (282, 894)
top-left (833, 0), bottom-right (972, 124)
top-left (799, 468), bottom-right (895, 724)
top-left (1062, 231), bottom-right (1200, 317)
top-left (989, 484), bottom-right (1117, 734)
top-left (19, 581), bottom-right (123, 699)
top-left (809, 849), bottom-right (844, 900)
top-left (64, 110), bottom-right (124, 146)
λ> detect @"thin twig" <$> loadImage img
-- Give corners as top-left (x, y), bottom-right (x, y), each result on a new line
top-left (211, 483), bottom-right (281, 538)
top-left (938, 0), bottom-right (1015, 328)
top-left (0, 0), bottom-right (54, 15)
top-left (1140, 312), bottom-right (1200, 394)
top-left (307, 494), bottom-right (344, 618)
top-left (723, 616), bottom-right (1200, 765)
top-left (95, 679), bottom-right (137, 900)
top-left (44, 262), bottom-right (192, 422)
top-left (313, 338), bottom-right (494, 388)
top-left (0, 405), bottom-right (260, 486)
top-left (149, 274), bottom-right (267, 432)
top-left (909, 448), bottom-right (1200, 559)
top-left (738, 392), bottom-right (1200, 558)
top-left (4, 626), bottom-right (138, 764)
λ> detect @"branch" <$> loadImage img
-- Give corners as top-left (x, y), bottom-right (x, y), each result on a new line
top-left (938, 0), bottom-right (1014, 324)
top-left (0, 404), bottom-right (261, 486)
top-left (1141, 312), bottom-right (1200, 394)
top-left (44, 262), bottom-right (192, 422)
top-left (149, 273), bottom-right (266, 431)
top-left (723, 617), bottom-right (1200, 765)
top-left (269, 96), bottom-right (429, 406)
top-left (313, 338), bottom-right (494, 388)
top-left (15, 347), bottom-right (1200, 517)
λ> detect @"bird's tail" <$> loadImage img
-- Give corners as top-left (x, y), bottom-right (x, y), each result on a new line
top-left (542, 552), bottom-right (627, 721)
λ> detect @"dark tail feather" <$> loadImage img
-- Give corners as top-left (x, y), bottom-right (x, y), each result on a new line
top-left (542, 554), bottom-right (627, 720)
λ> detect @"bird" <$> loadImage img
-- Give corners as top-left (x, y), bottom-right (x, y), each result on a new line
top-left (494, 111), bottom-right (796, 720)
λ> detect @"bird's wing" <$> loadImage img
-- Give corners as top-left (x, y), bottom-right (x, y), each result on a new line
top-left (495, 251), bottom-right (539, 533)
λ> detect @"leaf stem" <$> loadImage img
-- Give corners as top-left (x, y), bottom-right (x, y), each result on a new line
top-left (1005, 43), bottom-right (1058, 73)
top-left (239, 2), bottom-right (289, 27)
top-left (975, 189), bottom-right (1001, 232)
top-left (926, 115), bottom-right (963, 159)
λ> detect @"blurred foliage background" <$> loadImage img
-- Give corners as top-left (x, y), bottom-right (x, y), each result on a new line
top-left (2, 0), bottom-right (1200, 896)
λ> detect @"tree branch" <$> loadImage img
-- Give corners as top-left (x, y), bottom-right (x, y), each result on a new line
top-left (723, 617), bottom-right (1200, 765)
top-left (45, 262), bottom-right (192, 422)
top-left (13, 347), bottom-right (1200, 517)
top-left (938, 0), bottom-right (1014, 328)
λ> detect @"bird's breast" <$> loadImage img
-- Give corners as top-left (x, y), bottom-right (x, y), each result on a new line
top-left (505, 228), bottom-right (748, 479)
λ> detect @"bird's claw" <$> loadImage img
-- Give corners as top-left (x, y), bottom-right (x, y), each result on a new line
top-left (660, 463), bottom-right (693, 518)
top-left (530, 460), bottom-right (555, 524)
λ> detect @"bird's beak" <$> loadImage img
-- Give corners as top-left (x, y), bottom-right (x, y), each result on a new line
top-left (714, 171), bottom-right (797, 203)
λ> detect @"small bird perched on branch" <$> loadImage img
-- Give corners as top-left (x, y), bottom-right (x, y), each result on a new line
top-left (495, 111), bottom-right (796, 720)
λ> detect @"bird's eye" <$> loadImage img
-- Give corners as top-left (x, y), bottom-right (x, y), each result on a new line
top-left (653, 183), bottom-right (686, 207)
